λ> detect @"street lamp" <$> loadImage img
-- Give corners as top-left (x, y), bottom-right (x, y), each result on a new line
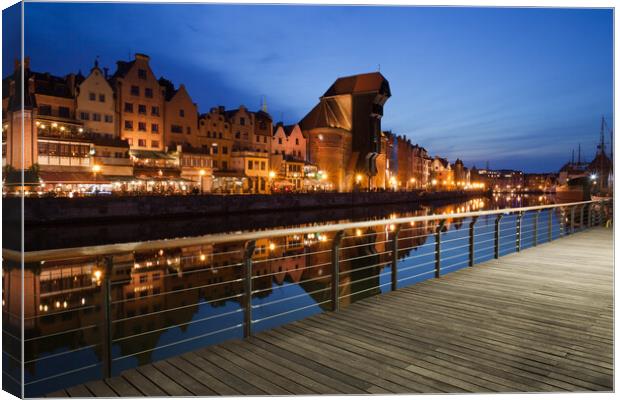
top-left (199, 169), bottom-right (206, 194)
top-left (92, 165), bottom-right (101, 190)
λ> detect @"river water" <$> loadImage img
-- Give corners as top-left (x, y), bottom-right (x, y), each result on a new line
top-left (3, 193), bottom-right (570, 396)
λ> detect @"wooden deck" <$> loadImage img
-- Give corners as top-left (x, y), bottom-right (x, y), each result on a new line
top-left (52, 227), bottom-right (613, 396)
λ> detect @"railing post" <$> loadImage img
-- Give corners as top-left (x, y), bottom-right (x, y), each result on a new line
top-left (494, 214), bottom-right (503, 259)
top-left (599, 201), bottom-right (605, 226)
top-left (533, 210), bottom-right (540, 246)
top-left (391, 224), bottom-right (401, 291)
top-left (243, 240), bottom-right (256, 338)
top-left (580, 205), bottom-right (586, 231)
top-left (331, 230), bottom-right (345, 312)
top-left (547, 208), bottom-right (553, 242)
top-left (102, 256), bottom-right (113, 379)
top-left (435, 220), bottom-right (446, 278)
top-left (469, 216), bottom-right (478, 267)
top-left (588, 204), bottom-right (595, 228)
top-left (516, 212), bottom-right (523, 252)
top-left (570, 206), bottom-right (576, 234)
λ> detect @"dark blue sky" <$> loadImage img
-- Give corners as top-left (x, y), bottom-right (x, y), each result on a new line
top-left (8, 3), bottom-right (615, 172)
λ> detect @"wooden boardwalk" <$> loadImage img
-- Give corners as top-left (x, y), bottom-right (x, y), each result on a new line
top-left (52, 228), bottom-right (613, 396)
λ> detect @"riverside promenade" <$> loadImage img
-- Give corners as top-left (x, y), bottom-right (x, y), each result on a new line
top-left (52, 227), bottom-right (613, 396)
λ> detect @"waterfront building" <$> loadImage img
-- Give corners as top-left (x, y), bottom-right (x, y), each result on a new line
top-left (76, 60), bottom-right (117, 138)
top-left (411, 144), bottom-right (430, 189)
top-left (430, 156), bottom-right (454, 189)
top-left (254, 108), bottom-right (274, 154)
top-left (109, 53), bottom-right (166, 151)
top-left (198, 106), bottom-right (233, 171)
top-left (452, 159), bottom-right (470, 188)
top-left (476, 168), bottom-right (524, 191)
top-left (171, 144), bottom-right (214, 193)
top-left (271, 123), bottom-right (306, 160)
top-left (524, 173), bottom-right (556, 192)
top-left (160, 78), bottom-right (199, 148)
top-left (300, 72), bottom-right (391, 192)
top-left (230, 150), bottom-right (270, 194)
top-left (226, 106), bottom-right (256, 152)
top-left (1, 58), bottom-right (108, 193)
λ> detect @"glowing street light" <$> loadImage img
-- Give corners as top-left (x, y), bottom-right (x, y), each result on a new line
top-left (199, 169), bottom-right (206, 194)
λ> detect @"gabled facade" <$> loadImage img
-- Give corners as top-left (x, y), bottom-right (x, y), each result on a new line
top-left (198, 106), bottom-right (233, 171)
top-left (110, 53), bottom-right (165, 150)
top-left (76, 60), bottom-right (116, 137)
top-left (160, 79), bottom-right (199, 149)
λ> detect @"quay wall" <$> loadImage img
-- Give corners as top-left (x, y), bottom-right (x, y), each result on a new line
top-left (6, 190), bottom-right (489, 224)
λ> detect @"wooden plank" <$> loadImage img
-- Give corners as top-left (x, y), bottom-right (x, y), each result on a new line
top-left (193, 347), bottom-right (290, 395)
top-left (121, 369), bottom-right (167, 396)
top-left (84, 380), bottom-right (117, 397)
top-left (55, 228), bottom-right (612, 396)
top-left (65, 385), bottom-right (93, 397)
top-left (167, 355), bottom-right (240, 396)
top-left (103, 376), bottom-right (142, 397)
top-left (151, 360), bottom-right (217, 396)
top-left (181, 351), bottom-right (266, 395)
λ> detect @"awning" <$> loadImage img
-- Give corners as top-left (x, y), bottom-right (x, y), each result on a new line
top-left (39, 171), bottom-right (110, 184)
top-left (130, 150), bottom-right (176, 160)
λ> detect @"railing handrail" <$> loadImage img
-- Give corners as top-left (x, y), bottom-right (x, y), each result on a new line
top-left (4, 200), bottom-right (607, 263)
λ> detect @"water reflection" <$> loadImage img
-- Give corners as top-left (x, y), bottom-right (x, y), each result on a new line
top-left (4, 195), bottom-right (567, 396)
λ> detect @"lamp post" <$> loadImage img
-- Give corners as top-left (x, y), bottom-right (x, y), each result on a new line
top-left (199, 169), bottom-right (206, 194)
top-left (92, 164), bottom-right (101, 180)
top-left (268, 170), bottom-right (276, 193)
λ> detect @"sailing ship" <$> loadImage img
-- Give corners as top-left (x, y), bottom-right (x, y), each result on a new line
top-left (556, 116), bottom-right (613, 202)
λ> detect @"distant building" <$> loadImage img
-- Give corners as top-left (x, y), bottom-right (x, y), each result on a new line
top-left (524, 173), bottom-right (556, 191)
top-left (452, 159), bottom-right (470, 188)
top-left (300, 72), bottom-right (391, 192)
top-left (430, 156), bottom-right (454, 189)
top-left (477, 168), bottom-right (524, 191)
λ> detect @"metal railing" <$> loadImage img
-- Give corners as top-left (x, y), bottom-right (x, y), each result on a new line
top-left (2, 199), bottom-right (611, 395)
